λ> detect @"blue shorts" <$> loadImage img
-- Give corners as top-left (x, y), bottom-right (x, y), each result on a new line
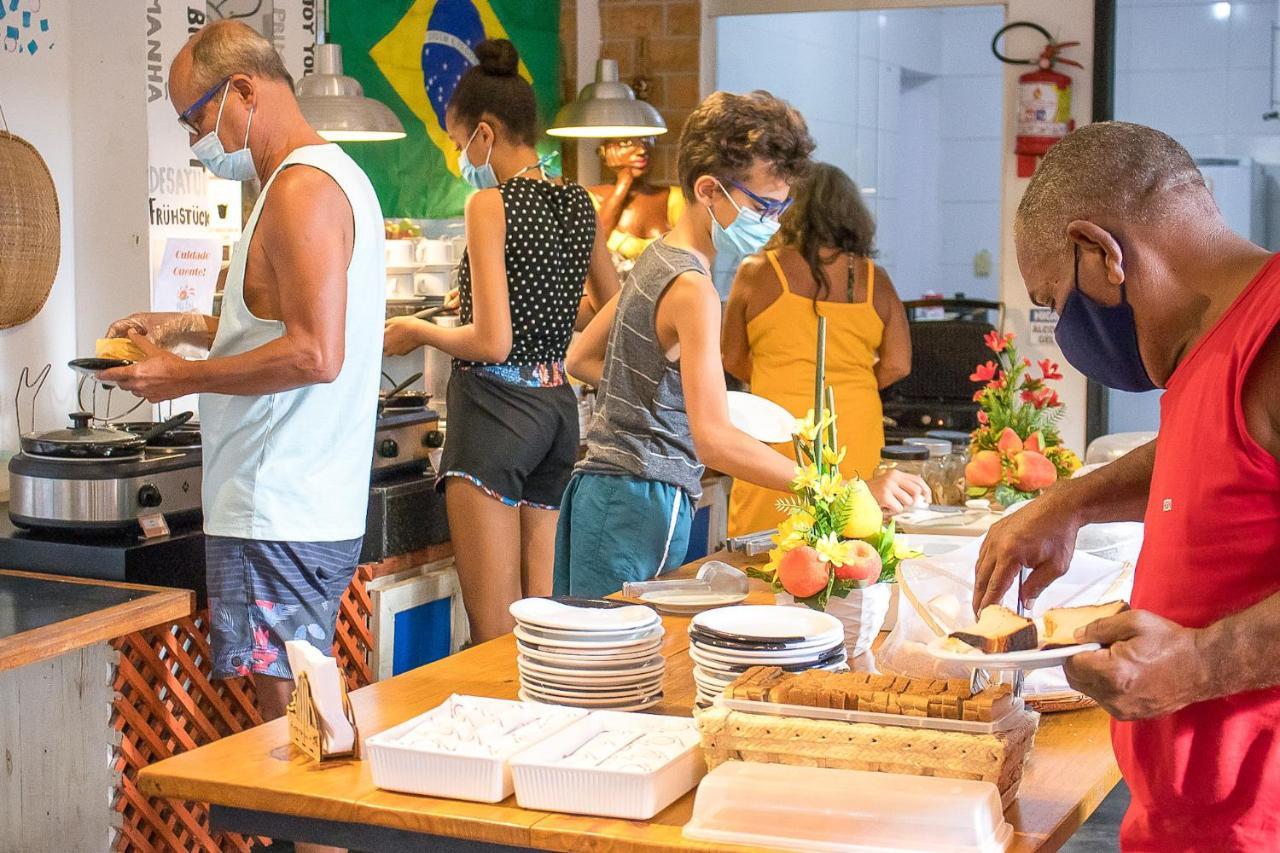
top-left (205, 535), bottom-right (362, 679)
top-left (552, 472), bottom-right (694, 599)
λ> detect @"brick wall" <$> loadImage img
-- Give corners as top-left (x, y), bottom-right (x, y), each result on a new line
top-left (559, 0), bottom-right (701, 185)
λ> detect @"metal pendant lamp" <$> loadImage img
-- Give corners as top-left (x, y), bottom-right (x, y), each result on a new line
top-left (548, 59), bottom-right (667, 139)
top-left (295, 1), bottom-right (405, 142)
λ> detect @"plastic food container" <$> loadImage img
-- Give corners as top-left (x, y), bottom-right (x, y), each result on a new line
top-left (364, 695), bottom-right (586, 802)
top-left (684, 761), bottom-right (1013, 852)
top-left (510, 711), bottom-right (704, 820)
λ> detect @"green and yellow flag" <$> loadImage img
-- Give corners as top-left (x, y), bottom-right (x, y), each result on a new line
top-left (330, 0), bottom-right (561, 218)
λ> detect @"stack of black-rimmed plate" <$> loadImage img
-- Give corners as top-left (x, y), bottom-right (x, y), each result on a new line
top-left (510, 597), bottom-right (665, 711)
top-left (689, 605), bottom-right (847, 706)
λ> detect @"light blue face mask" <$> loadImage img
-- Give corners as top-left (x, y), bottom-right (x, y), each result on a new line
top-left (709, 178), bottom-right (780, 264)
top-left (190, 82), bottom-right (256, 182)
top-left (459, 123), bottom-right (498, 190)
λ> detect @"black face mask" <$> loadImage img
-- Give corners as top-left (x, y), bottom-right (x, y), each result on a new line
top-left (1054, 245), bottom-right (1158, 392)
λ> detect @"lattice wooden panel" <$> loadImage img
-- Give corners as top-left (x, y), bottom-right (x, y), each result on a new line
top-left (110, 612), bottom-right (262, 853)
top-left (333, 562), bottom-right (375, 692)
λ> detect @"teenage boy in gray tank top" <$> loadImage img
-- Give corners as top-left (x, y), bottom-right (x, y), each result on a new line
top-left (552, 92), bottom-right (816, 598)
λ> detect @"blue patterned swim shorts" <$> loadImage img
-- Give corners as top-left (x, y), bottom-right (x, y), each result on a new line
top-left (205, 535), bottom-right (362, 679)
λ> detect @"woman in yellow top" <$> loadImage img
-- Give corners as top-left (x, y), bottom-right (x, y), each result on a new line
top-left (722, 162), bottom-right (924, 537)
top-left (588, 137), bottom-right (685, 272)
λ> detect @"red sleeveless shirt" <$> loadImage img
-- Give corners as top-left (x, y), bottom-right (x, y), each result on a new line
top-left (1114, 254), bottom-right (1280, 851)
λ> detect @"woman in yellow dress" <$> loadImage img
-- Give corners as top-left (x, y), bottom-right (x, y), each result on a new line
top-left (722, 162), bottom-right (924, 537)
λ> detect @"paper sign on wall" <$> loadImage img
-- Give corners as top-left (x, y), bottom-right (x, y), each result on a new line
top-left (152, 237), bottom-right (220, 315)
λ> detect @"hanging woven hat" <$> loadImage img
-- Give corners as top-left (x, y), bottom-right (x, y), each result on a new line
top-left (0, 106), bottom-right (61, 329)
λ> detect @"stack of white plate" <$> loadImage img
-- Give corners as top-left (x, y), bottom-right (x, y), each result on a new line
top-left (511, 598), bottom-right (666, 712)
top-left (688, 605), bottom-right (848, 706)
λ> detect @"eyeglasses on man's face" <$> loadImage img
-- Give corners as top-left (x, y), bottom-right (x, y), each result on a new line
top-left (178, 76), bottom-right (231, 136)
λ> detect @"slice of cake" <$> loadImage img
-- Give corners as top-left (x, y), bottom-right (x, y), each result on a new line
top-left (96, 336), bottom-right (147, 362)
top-left (948, 605), bottom-right (1038, 653)
top-left (1041, 601), bottom-right (1129, 649)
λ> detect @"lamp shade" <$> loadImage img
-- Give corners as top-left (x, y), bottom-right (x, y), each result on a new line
top-left (548, 59), bottom-right (667, 139)
top-left (296, 44), bottom-right (406, 142)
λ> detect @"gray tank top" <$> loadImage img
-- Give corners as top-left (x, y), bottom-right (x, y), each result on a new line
top-left (577, 239), bottom-right (707, 499)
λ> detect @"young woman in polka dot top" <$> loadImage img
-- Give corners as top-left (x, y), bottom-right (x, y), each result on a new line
top-left (384, 39), bottom-right (619, 642)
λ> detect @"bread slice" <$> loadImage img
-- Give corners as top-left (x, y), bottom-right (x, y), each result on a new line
top-left (96, 336), bottom-right (147, 362)
top-left (949, 605), bottom-right (1038, 653)
top-left (1042, 601), bottom-right (1130, 649)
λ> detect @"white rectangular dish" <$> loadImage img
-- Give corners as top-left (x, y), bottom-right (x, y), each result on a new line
top-left (510, 711), bottom-right (704, 820)
top-left (364, 695), bottom-right (586, 802)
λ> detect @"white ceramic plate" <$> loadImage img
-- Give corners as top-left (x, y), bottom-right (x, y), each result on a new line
top-left (516, 622), bottom-right (661, 644)
top-left (516, 641), bottom-right (663, 667)
top-left (640, 589), bottom-right (749, 614)
top-left (925, 637), bottom-right (1103, 671)
top-left (688, 645), bottom-right (847, 673)
top-left (520, 673), bottom-right (664, 699)
top-left (518, 687), bottom-right (663, 710)
top-left (726, 391), bottom-right (795, 443)
top-left (516, 655), bottom-right (664, 682)
top-left (513, 625), bottom-right (663, 651)
top-left (689, 627), bottom-right (845, 655)
top-left (688, 641), bottom-right (845, 667)
top-left (509, 598), bottom-right (660, 633)
top-left (692, 605), bottom-right (842, 644)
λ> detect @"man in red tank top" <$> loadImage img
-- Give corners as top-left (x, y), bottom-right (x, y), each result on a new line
top-left (973, 122), bottom-right (1280, 851)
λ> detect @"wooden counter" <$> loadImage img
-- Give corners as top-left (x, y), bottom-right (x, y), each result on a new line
top-left (0, 569), bottom-right (192, 672)
top-left (139, 557), bottom-right (1120, 852)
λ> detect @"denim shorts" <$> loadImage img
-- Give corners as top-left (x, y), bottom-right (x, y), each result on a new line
top-left (205, 535), bottom-right (362, 679)
top-left (552, 472), bottom-right (694, 599)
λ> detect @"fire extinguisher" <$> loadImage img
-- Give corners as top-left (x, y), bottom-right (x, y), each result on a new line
top-left (992, 22), bottom-right (1084, 178)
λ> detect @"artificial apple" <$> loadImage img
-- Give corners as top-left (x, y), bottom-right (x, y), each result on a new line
top-left (1011, 450), bottom-right (1057, 491)
top-left (997, 427), bottom-right (1023, 454)
top-left (777, 546), bottom-right (830, 598)
top-left (965, 450), bottom-right (1003, 489)
top-left (833, 540), bottom-right (883, 582)
top-left (841, 479), bottom-right (883, 539)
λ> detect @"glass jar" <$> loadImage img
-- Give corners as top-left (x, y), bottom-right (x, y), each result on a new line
top-left (904, 438), bottom-right (953, 505)
top-left (926, 430), bottom-right (973, 506)
top-left (875, 445), bottom-right (930, 503)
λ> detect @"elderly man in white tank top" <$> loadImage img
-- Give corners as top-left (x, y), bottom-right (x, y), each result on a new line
top-left (102, 20), bottom-right (385, 747)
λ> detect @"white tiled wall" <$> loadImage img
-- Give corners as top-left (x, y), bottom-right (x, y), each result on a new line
top-left (716, 6), bottom-right (1005, 301)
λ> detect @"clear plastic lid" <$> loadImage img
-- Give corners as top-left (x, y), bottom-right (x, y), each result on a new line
top-left (684, 761), bottom-right (1013, 852)
top-left (905, 438), bottom-right (953, 458)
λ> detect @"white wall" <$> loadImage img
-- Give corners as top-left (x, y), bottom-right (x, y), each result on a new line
top-left (713, 5), bottom-right (1004, 301)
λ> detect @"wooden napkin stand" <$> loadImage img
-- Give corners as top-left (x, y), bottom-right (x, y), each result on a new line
top-left (286, 671), bottom-right (361, 762)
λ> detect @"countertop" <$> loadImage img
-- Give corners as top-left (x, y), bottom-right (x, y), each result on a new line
top-left (0, 570), bottom-right (193, 671)
top-left (138, 552), bottom-right (1120, 852)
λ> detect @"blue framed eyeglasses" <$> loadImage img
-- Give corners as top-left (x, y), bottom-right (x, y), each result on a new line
top-left (726, 178), bottom-right (792, 222)
top-left (178, 76), bottom-right (231, 135)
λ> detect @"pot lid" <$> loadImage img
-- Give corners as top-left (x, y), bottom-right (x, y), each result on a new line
top-left (36, 412), bottom-right (141, 446)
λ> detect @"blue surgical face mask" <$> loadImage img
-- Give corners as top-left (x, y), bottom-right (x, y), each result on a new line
top-left (709, 178), bottom-right (780, 265)
top-left (1054, 245), bottom-right (1157, 392)
top-left (459, 124), bottom-right (498, 190)
top-left (190, 82), bottom-right (257, 182)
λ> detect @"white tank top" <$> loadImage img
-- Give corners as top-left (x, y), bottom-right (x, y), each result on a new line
top-left (200, 143), bottom-right (385, 541)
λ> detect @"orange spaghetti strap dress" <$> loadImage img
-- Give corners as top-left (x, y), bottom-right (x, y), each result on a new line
top-left (727, 250), bottom-right (886, 537)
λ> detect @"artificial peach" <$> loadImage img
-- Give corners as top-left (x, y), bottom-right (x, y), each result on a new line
top-left (777, 546), bottom-right (830, 598)
top-left (997, 427), bottom-right (1023, 454)
top-left (834, 540), bottom-right (883, 582)
top-left (1012, 450), bottom-right (1057, 491)
top-left (965, 450), bottom-right (1004, 488)
top-left (1023, 431), bottom-right (1044, 454)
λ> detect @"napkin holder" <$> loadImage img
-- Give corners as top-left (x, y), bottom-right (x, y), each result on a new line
top-left (287, 671), bottom-right (360, 762)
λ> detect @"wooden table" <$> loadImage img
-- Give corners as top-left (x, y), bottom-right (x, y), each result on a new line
top-left (139, 564), bottom-right (1120, 852)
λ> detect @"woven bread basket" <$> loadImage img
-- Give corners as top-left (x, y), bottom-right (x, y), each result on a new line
top-left (0, 128), bottom-right (61, 329)
top-left (696, 705), bottom-right (1039, 810)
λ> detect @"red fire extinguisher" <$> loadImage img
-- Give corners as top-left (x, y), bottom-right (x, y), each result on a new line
top-left (993, 22), bottom-right (1084, 178)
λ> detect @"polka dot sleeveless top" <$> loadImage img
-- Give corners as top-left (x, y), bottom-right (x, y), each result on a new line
top-left (456, 177), bottom-right (596, 385)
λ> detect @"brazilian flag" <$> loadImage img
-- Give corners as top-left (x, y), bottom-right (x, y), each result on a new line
top-left (330, 0), bottom-right (561, 218)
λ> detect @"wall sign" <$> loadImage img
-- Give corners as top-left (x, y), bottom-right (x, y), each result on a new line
top-left (1029, 307), bottom-right (1058, 346)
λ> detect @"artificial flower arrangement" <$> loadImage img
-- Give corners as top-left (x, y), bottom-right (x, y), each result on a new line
top-left (966, 331), bottom-right (1082, 506)
top-left (748, 385), bottom-right (917, 612)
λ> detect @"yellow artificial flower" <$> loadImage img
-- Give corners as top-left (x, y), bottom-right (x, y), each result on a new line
top-left (893, 540), bottom-right (923, 561)
top-left (761, 546), bottom-right (786, 576)
top-left (773, 527), bottom-right (808, 550)
top-left (822, 446), bottom-right (847, 467)
top-left (792, 463), bottom-right (821, 492)
top-left (813, 532), bottom-right (855, 567)
top-left (779, 509), bottom-right (815, 536)
top-left (814, 471), bottom-right (845, 504)
top-left (792, 409), bottom-right (834, 443)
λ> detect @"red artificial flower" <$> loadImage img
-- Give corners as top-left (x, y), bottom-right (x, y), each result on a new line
top-left (974, 389), bottom-right (987, 402)
top-left (983, 330), bottom-right (1007, 352)
top-left (1023, 358), bottom-right (1032, 368)
top-left (970, 361), bottom-right (998, 383)
top-left (977, 410), bottom-right (989, 425)
top-left (1021, 389), bottom-right (1039, 405)
top-left (1039, 358), bottom-right (1063, 381)
top-left (988, 371), bottom-right (1007, 390)
top-left (1043, 389), bottom-right (1061, 408)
